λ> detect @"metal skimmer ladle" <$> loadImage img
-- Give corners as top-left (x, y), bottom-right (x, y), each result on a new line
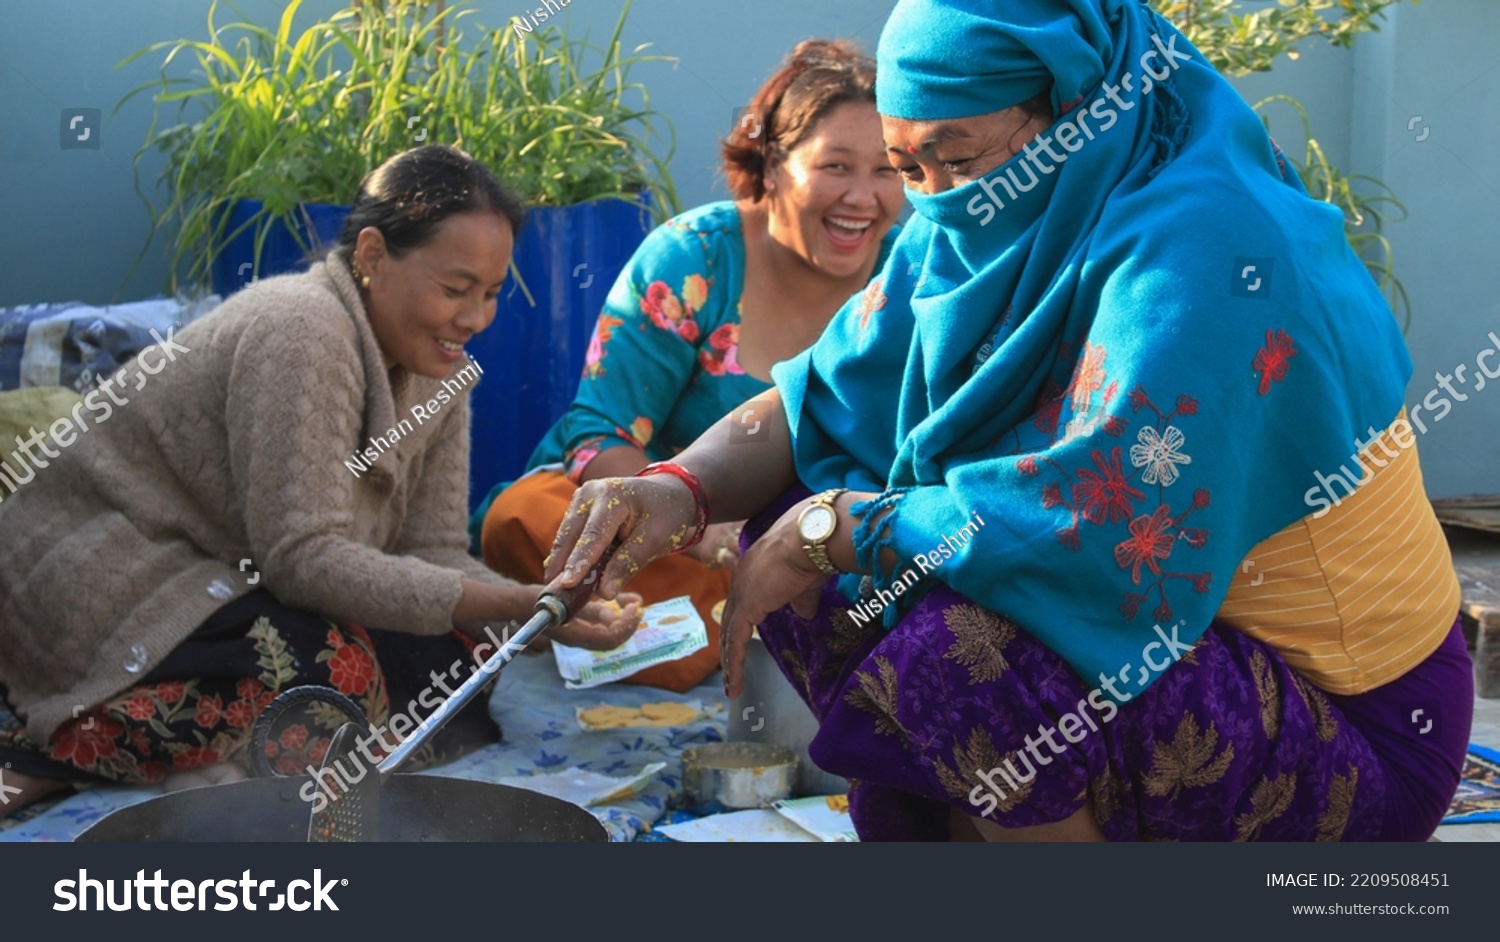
top-left (306, 572), bottom-right (607, 842)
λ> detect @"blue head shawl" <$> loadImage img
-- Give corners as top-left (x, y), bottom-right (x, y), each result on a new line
top-left (772, 0), bottom-right (1411, 698)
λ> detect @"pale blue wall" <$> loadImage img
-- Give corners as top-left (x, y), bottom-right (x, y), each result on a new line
top-left (1346, 1), bottom-right (1500, 498)
top-left (0, 0), bottom-right (311, 307)
top-left (1236, 0), bottom-right (1500, 498)
top-left (1, 0), bottom-right (1494, 494)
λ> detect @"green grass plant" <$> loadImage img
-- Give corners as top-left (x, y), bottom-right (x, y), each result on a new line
top-left (118, 0), bottom-right (678, 294)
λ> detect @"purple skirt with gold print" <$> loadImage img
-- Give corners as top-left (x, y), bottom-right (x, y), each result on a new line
top-left (748, 495), bottom-right (1473, 842)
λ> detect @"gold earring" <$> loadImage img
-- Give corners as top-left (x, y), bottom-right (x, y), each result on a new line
top-left (361, 274), bottom-right (371, 289)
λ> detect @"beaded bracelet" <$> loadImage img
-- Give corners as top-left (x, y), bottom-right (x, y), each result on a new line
top-left (636, 461), bottom-right (710, 553)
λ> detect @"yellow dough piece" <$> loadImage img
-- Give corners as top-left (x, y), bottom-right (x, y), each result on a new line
top-left (639, 701), bottom-right (698, 725)
top-left (580, 705), bottom-right (639, 727)
top-left (710, 600), bottom-right (726, 625)
top-left (581, 701), bottom-right (699, 729)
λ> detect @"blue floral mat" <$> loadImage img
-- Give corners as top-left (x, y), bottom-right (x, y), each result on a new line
top-left (1, 651), bottom-right (725, 842)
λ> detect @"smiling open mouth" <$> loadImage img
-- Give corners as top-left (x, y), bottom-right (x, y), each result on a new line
top-left (825, 216), bottom-right (873, 248)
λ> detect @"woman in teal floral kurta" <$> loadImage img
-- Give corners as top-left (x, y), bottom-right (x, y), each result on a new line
top-left (530, 203), bottom-right (786, 480)
top-left (477, 40), bottom-right (902, 690)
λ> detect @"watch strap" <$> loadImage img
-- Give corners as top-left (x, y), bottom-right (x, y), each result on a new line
top-left (804, 541), bottom-right (839, 576)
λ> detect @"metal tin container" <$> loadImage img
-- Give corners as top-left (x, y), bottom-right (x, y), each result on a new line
top-left (728, 635), bottom-right (849, 796)
top-left (681, 742), bottom-right (798, 812)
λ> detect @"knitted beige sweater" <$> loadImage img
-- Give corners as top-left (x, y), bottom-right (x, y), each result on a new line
top-left (0, 252), bottom-right (512, 741)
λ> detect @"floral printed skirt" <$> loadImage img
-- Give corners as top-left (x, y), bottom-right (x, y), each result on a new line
top-left (0, 590), bottom-right (500, 785)
top-left (746, 491), bottom-right (1473, 842)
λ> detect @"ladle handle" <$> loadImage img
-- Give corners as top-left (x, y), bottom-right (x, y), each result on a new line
top-left (375, 540), bottom-right (620, 779)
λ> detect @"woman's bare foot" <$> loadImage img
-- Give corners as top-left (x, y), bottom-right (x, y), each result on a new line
top-left (0, 768), bottom-right (73, 818)
top-left (162, 761), bottom-right (247, 793)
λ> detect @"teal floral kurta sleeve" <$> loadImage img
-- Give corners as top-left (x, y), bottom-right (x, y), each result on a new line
top-left (526, 202), bottom-right (770, 481)
top-left (528, 201), bottom-right (899, 483)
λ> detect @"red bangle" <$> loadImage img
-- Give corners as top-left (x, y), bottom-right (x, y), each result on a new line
top-left (636, 461), bottom-right (710, 553)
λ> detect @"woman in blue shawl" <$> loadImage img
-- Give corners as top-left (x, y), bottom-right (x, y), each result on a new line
top-left (546, 0), bottom-right (1473, 840)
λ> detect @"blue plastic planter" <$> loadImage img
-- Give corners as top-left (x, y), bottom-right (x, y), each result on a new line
top-left (467, 198), bottom-right (654, 509)
top-left (210, 200), bottom-right (350, 298)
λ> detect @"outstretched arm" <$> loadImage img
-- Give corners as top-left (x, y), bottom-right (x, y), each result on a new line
top-left (542, 387), bottom-right (895, 694)
top-left (544, 389), bottom-right (798, 595)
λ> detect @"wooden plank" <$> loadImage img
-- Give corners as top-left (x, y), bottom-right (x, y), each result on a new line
top-left (1432, 494), bottom-right (1500, 509)
top-left (1446, 527), bottom-right (1500, 698)
top-left (1433, 495), bottom-right (1500, 536)
top-left (1455, 563), bottom-right (1500, 613)
top-left (1473, 610), bottom-right (1500, 700)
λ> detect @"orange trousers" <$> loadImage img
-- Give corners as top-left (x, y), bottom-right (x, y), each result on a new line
top-left (480, 469), bottom-right (729, 692)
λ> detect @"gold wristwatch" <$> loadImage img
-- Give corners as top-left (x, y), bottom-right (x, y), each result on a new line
top-left (796, 488), bottom-right (848, 576)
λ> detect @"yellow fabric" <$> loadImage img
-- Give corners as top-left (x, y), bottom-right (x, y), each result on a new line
top-left (0, 387), bottom-right (83, 519)
top-left (1218, 412), bottom-right (1460, 694)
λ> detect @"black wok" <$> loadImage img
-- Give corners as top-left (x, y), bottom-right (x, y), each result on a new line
top-left (76, 773), bottom-right (607, 842)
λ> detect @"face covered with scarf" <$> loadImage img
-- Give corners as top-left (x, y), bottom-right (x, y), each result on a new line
top-left (882, 99), bottom-right (1055, 197)
top-left (770, 0), bottom-right (1413, 696)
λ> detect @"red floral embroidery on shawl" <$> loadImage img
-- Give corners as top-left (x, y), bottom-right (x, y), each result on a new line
top-left (1253, 329), bottom-right (1296, 396)
top-left (1027, 343), bottom-right (1214, 626)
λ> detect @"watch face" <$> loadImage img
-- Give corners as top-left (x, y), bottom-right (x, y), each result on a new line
top-left (800, 505), bottom-right (836, 542)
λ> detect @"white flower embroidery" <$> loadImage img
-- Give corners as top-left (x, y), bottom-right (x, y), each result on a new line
top-left (1130, 425), bottom-right (1191, 486)
top-left (1062, 413), bottom-right (1099, 445)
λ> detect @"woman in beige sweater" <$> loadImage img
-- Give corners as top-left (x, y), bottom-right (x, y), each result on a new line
top-left (0, 145), bottom-right (638, 815)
